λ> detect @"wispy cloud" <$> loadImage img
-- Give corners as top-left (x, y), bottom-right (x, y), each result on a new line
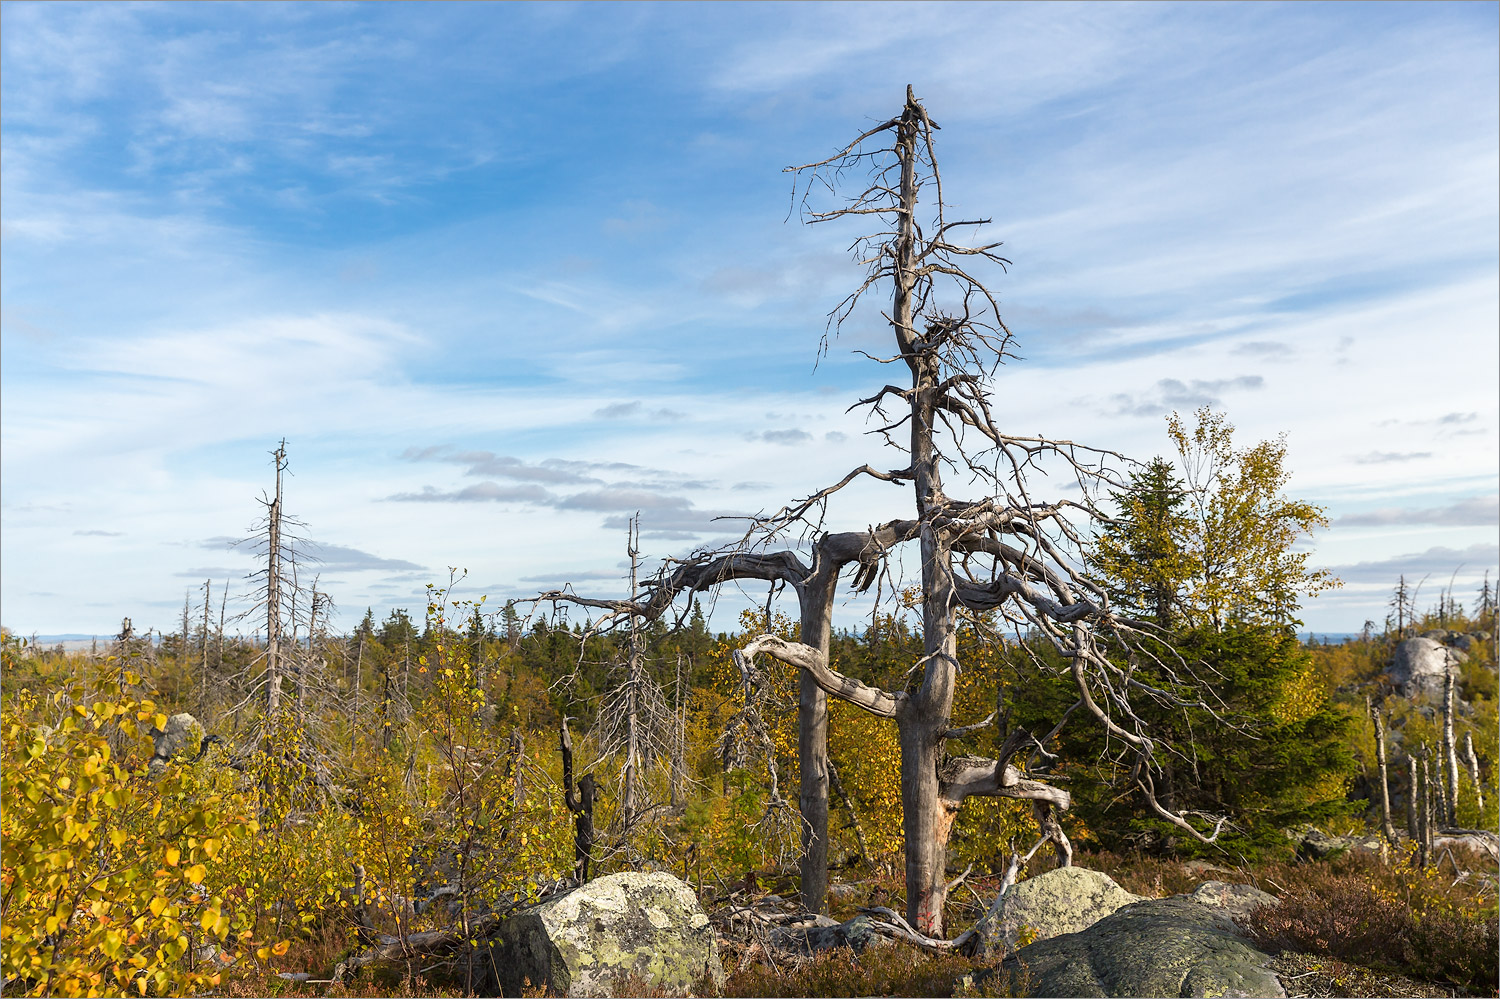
top-left (749, 428), bottom-right (814, 445)
top-left (1104, 375), bottom-right (1264, 417)
top-left (556, 489), bottom-right (692, 512)
top-left (1353, 451), bottom-right (1433, 465)
top-left (73, 529), bottom-right (124, 537)
top-left (1323, 543), bottom-right (1499, 584)
top-left (385, 483), bottom-right (554, 504)
top-left (1335, 494), bottom-right (1498, 528)
top-left (592, 400), bottom-right (686, 421)
top-left (1230, 340), bottom-right (1294, 360)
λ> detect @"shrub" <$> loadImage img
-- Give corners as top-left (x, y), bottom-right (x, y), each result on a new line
top-left (1244, 849), bottom-right (1499, 994)
top-left (1, 668), bottom-right (261, 997)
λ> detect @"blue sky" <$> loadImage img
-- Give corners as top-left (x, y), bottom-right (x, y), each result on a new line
top-left (2, 1), bottom-right (1496, 638)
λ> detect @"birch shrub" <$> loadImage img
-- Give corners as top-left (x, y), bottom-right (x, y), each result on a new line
top-left (0, 662), bottom-right (261, 998)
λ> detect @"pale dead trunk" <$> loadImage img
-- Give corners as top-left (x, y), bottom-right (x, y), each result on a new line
top-left (510, 728), bottom-right (525, 807)
top-left (180, 592), bottom-right (192, 667)
top-left (266, 444), bottom-right (285, 718)
top-left (351, 632), bottom-right (364, 756)
top-left (1368, 698), bottom-right (1395, 843)
top-left (1463, 730), bottom-right (1484, 813)
top-left (199, 579), bottom-right (212, 715)
top-left (1419, 753), bottom-right (1433, 866)
top-left (796, 567), bottom-right (836, 911)
top-left (1443, 662), bottom-right (1460, 825)
top-left (623, 519), bottom-right (642, 829)
top-left (1407, 754), bottom-right (1420, 841)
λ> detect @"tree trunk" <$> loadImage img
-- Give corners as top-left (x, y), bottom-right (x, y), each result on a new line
top-left (671, 652), bottom-right (686, 808)
top-left (1419, 753), bottom-right (1433, 867)
top-left (1368, 698), bottom-right (1396, 843)
top-left (510, 728), bottom-right (525, 807)
top-left (1443, 663), bottom-right (1460, 825)
top-left (351, 632), bottom-right (364, 756)
top-left (1406, 754), bottom-right (1420, 841)
top-left (623, 520), bottom-right (642, 830)
top-left (795, 564), bottom-right (838, 913)
top-left (199, 579), bottom-right (212, 716)
top-left (1463, 730), bottom-right (1484, 813)
top-left (266, 443), bottom-right (285, 718)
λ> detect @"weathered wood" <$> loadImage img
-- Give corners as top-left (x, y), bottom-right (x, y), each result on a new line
top-left (1368, 697), bottom-right (1396, 843)
top-left (1463, 730), bottom-right (1484, 813)
top-left (1443, 664), bottom-right (1460, 824)
top-left (1407, 753), bottom-right (1420, 841)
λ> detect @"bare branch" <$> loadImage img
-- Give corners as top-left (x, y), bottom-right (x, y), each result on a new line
top-left (734, 636), bottom-right (901, 718)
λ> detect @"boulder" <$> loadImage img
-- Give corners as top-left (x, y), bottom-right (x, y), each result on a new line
top-left (970, 866), bottom-right (1145, 959)
top-left (769, 912), bottom-right (891, 956)
top-left (1387, 637), bottom-right (1466, 698)
top-left (994, 895), bottom-right (1285, 998)
top-left (1434, 830), bottom-right (1500, 862)
top-left (1182, 860), bottom-right (1238, 879)
top-left (1188, 881), bottom-right (1278, 924)
top-left (1286, 826), bottom-right (1387, 862)
top-left (149, 713), bottom-right (205, 772)
top-left (476, 872), bottom-right (723, 997)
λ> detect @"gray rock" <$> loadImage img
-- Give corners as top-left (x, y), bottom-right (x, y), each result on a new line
top-left (1189, 881), bottom-right (1279, 924)
top-left (1182, 860), bottom-right (1238, 879)
top-left (1387, 637), bottom-right (1467, 698)
top-left (1451, 633), bottom-right (1474, 651)
top-left (995, 895), bottom-right (1285, 998)
top-left (1286, 825), bottom-right (1387, 862)
top-left (478, 872), bottom-right (723, 997)
top-left (149, 713), bottom-right (205, 772)
top-left (771, 912), bottom-right (891, 956)
top-left (971, 866), bottom-right (1145, 960)
top-left (1421, 629), bottom-right (1453, 642)
top-left (1434, 831), bottom-right (1500, 862)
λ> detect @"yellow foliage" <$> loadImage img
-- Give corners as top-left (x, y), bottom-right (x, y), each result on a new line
top-left (0, 666), bottom-right (260, 998)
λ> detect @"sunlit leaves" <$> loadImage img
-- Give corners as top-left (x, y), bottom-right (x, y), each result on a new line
top-left (0, 663), bottom-right (259, 998)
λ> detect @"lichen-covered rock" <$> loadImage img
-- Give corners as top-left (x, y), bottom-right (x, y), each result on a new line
top-left (971, 866), bottom-right (1144, 959)
top-left (771, 912), bottom-right (892, 957)
top-left (1286, 825), bottom-right (1386, 862)
top-left (149, 713), bottom-right (204, 772)
top-left (996, 895), bottom-right (1285, 998)
top-left (478, 872), bottom-right (723, 997)
top-left (1388, 637), bottom-right (1467, 698)
top-left (1189, 881), bottom-right (1279, 924)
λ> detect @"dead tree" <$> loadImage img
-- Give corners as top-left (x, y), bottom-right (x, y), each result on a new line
top-left (1407, 753), bottom-right (1420, 841)
top-left (1368, 697), bottom-right (1396, 843)
top-left (1443, 662), bottom-right (1460, 825)
top-left (199, 579), bottom-right (213, 714)
top-left (538, 89), bottom-right (1223, 935)
top-left (560, 717), bottom-right (598, 882)
top-left (1463, 731), bottom-right (1484, 813)
top-left (735, 86), bottom-right (1226, 935)
top-left (265, 441), bottom-right (287, 717)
